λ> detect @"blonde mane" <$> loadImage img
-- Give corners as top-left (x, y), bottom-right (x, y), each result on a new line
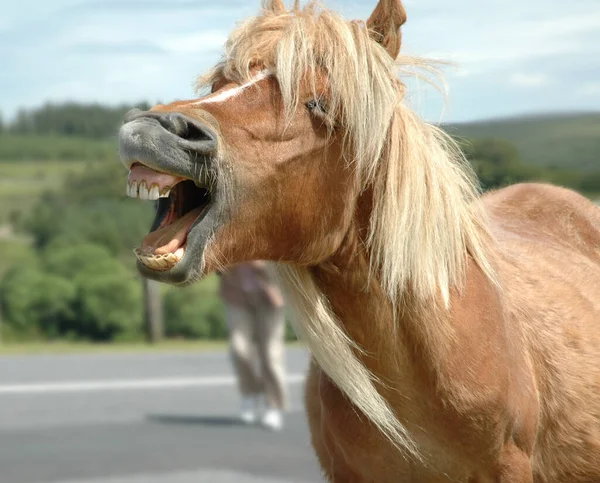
top-left (198, 0), bottom-right (497, 460)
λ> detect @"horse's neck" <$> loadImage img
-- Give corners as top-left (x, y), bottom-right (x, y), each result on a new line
top-left (310, 209), bottom-right (510, 413)
top-left (311, 228), bottom-right (450, 394)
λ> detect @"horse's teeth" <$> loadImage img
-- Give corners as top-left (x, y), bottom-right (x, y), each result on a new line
top-left (127, 181), bottom-right (167, 200)
top-left (134, 248), bottom-right (184, 271)
top-left (147, 258), bottom-right (160, 269)
top-left (149, 185), bottom-right (160, 201)
top-left (128, 181), bottom-right (138, 198)
top-left (139, 182), bottom-right (149, 200)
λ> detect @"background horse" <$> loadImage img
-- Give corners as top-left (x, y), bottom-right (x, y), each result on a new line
top-left (118, 0), bottom-right (600, 481)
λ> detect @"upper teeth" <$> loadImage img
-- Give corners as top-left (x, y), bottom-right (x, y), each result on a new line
top-left (127, 182), bottom-right (170, 200)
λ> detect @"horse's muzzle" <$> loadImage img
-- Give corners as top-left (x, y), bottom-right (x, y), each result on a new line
top-left (118, 109), bottom-right (218, 177)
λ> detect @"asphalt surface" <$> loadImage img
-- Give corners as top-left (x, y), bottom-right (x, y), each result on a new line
top-left (0, 348), bottom-right (325, 483)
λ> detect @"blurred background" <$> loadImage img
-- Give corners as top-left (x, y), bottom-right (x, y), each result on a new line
top-left (0, 0), bottom-right (598, 482)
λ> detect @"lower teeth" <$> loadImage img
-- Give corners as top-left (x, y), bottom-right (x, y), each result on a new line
top-left (134, 248), bottom-right (184, 270)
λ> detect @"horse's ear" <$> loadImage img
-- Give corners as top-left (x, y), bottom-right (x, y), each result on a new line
top-left (366, 0), bottom-right (407, 59)
top-left (264, 0), bottom-right (287, 14)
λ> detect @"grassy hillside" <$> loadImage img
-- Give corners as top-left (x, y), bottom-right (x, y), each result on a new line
top-left (0, 159), bottom-right (90, 275)
top-left (0, 107), bottom-right (596, 344)
top-left (0, 112), bottom-right (596, 230)
top-left (0, 134), bottom-right (116, 161)
top-left (446, 112), bottom-right (600, 172)
top-left (0, 160), bottom-right (88, 225)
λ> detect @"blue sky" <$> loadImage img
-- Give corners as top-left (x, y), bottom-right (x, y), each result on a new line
top-left (1, 0), bottom-right (599, 123)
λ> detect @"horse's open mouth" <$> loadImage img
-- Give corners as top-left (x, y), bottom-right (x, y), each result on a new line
top-left (127, 163), bottom-right (214, 272)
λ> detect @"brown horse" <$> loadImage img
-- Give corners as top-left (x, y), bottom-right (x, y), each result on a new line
top-left (118, 0), bottom-right (600, 481)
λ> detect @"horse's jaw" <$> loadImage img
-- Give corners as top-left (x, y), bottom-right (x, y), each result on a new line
top-left (118, 110), bottom-right (226, 286)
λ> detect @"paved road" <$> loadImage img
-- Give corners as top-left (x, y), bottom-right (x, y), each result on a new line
top-left (0, 348), bottom-right (325, 483)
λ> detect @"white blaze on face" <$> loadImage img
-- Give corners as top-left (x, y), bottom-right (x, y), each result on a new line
top-left (194, 71), bottom-right (271, 106)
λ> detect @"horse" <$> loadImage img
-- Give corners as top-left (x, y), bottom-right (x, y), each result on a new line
top-left (117, 0), bottom-right (600, 480)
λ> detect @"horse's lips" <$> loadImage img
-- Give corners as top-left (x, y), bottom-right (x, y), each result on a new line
top-left (141, 205), bottom-right (206, 255)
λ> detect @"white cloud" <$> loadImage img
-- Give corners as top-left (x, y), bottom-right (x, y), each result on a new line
top-left (509, 73), bottom-right (550, 88)
top-left (407, 10), bottom-right (600, 69)
top-left (160, 30), bottom-right (229, 55)
top-left (1, 0), bottom-right (600, 122)
top-left (580, 83), bottom-right (600, 96)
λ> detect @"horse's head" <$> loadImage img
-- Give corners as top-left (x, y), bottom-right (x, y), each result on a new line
top-left (119, 0), bottom-right (407, 285)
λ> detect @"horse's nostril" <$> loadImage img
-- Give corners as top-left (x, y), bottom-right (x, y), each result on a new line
top-left (166, 113), bottom-right (188, 137)
top-left (159, 113), bottom-right (216, 146)
top-left (176, 117), bottom-right (213, 143)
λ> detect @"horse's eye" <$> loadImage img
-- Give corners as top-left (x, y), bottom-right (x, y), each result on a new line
top-left (306, 99), bottom-right (327, 115)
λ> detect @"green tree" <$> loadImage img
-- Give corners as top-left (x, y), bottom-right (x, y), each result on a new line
top-left (580, 171), bottom-right (600, 195)
top-left (21, 192), bottom-right (66, 249)
top-left (45, 243), bottom-right (143, 340)
top-left (10, 109), bottom-right (33, 134)
top-left (12, 161), bottom-right (153, 342)
top-left (0, 266), bottom-right (76, 339)
top-left (163, 280), bottom-right (226, 339)
top-left (74, 267), bottom-right (143, 341)
top-left (7, 101), bottom-right (152, 138)
top-left (22, 162), bottom-right (152, 254)
top-left (0, 242), bottom-right (146, 341)
top-left (42, 242), bottom-right (117, 279)
top-left (461, 138), bottom-right (541, 190)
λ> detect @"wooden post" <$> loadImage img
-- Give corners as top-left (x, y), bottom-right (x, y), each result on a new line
top-left (143, 278), bottom-right (164, 343)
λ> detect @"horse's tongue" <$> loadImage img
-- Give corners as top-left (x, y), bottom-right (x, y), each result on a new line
top-left (129, 165), bottom-right (183, 191)
top-left (142, 207), bottom-right (204, 254)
